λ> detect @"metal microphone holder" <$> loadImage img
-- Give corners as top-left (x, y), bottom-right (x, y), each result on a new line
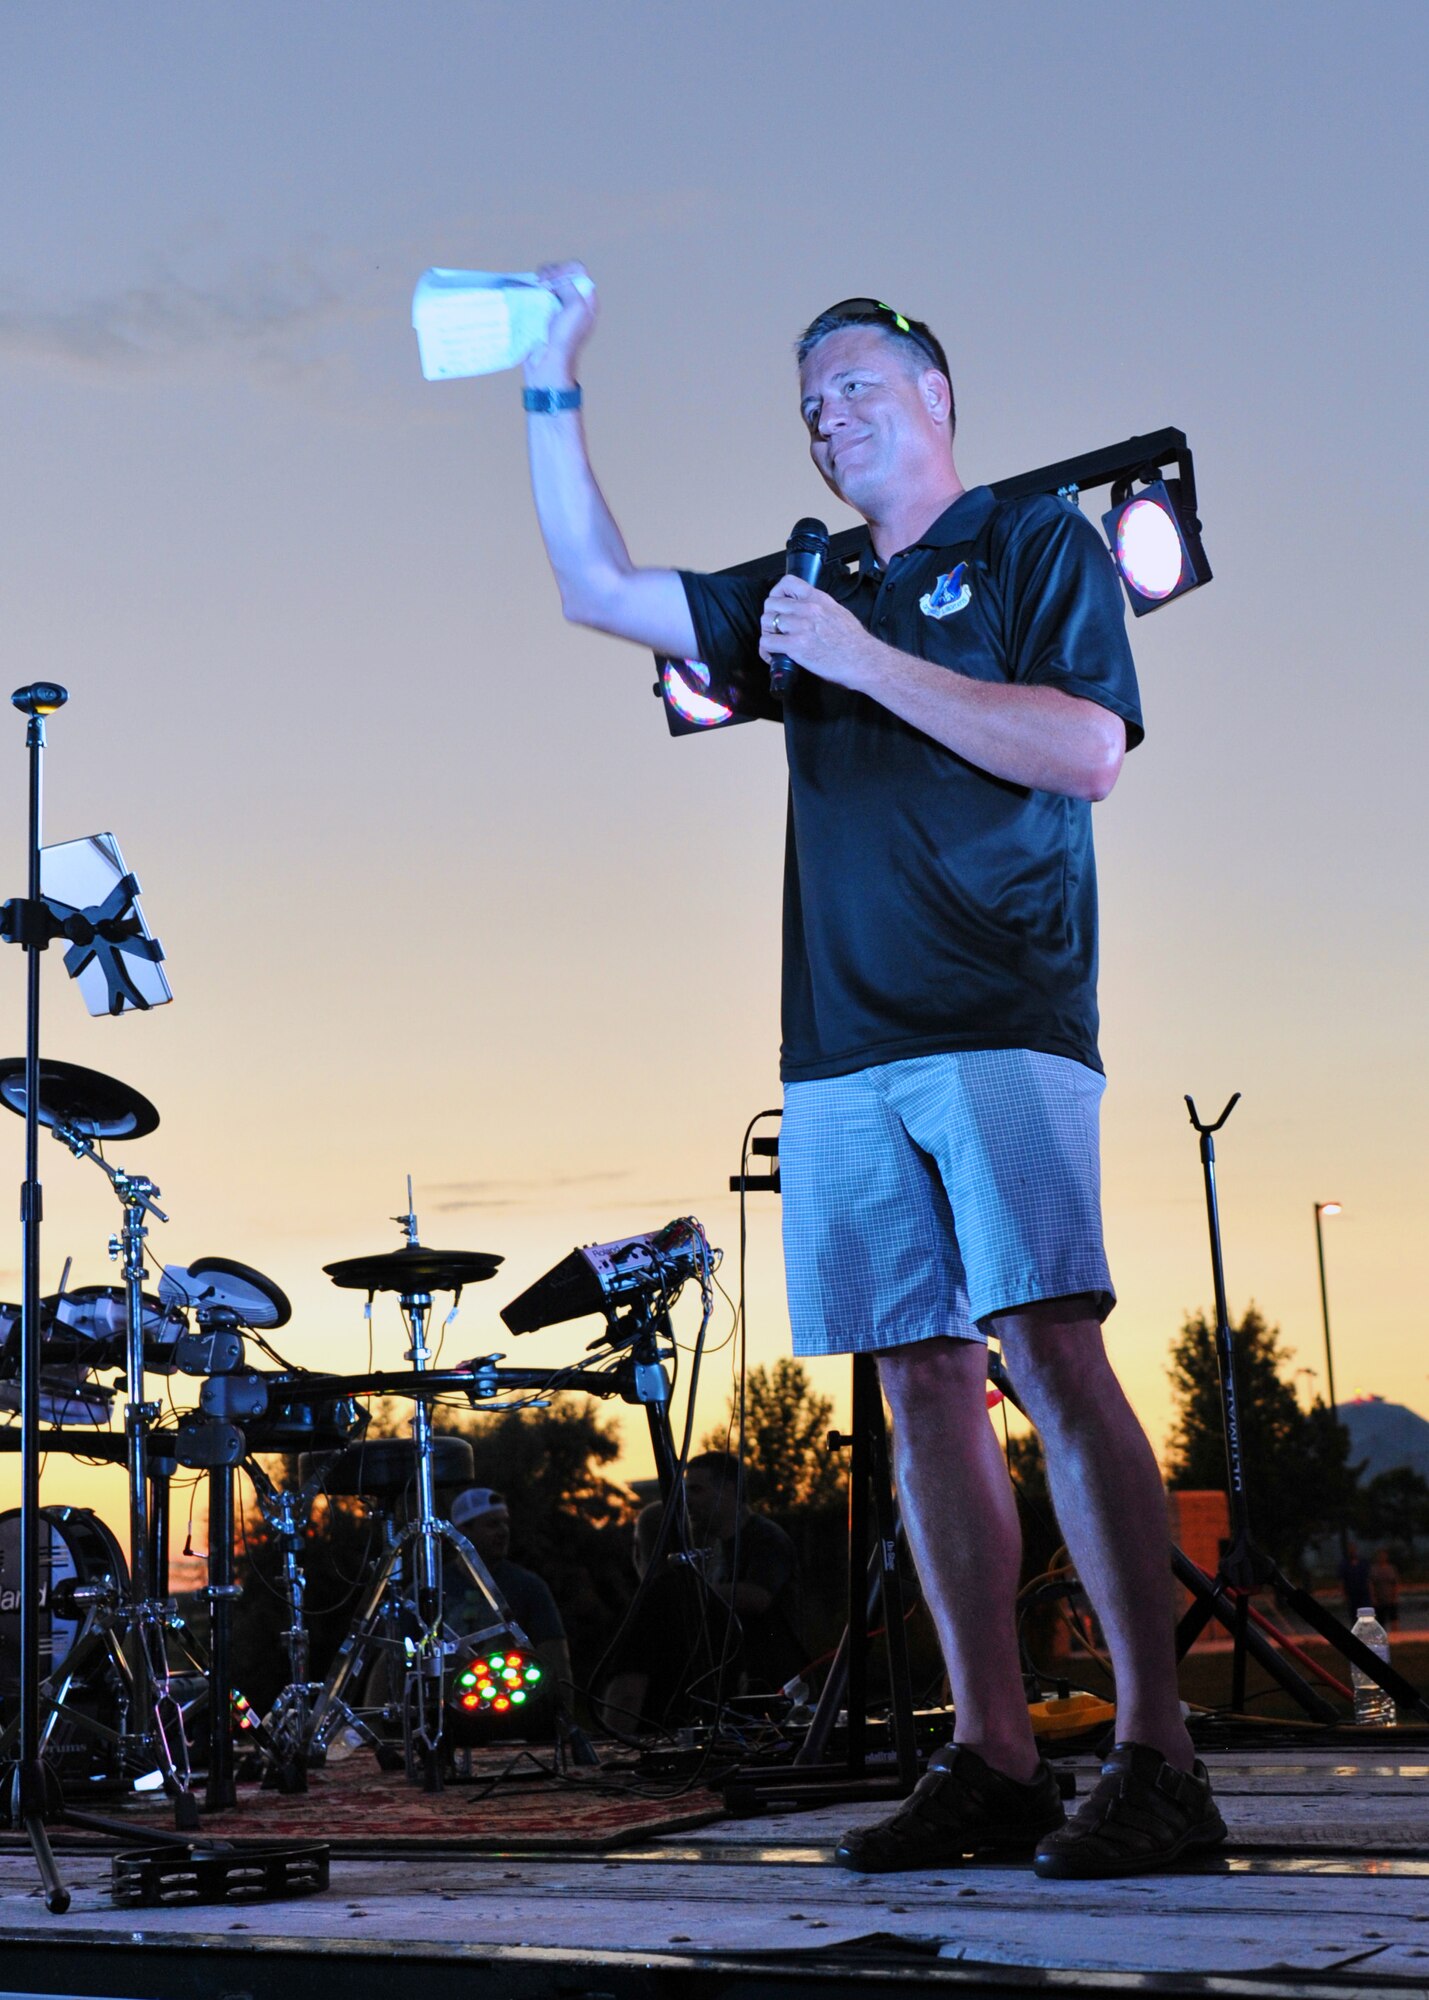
top-left (1172, 1095), bottom-right (1428, 1723)
top-left (593, 1291), bottom-right (682, 1502)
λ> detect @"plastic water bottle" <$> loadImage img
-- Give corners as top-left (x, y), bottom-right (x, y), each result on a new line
top-left (1351, 1607), bottom-right (1396, 1726)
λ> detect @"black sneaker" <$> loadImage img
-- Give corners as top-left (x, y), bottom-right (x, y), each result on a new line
top-left (835, 1745), bottom-right (1065, 1873)
top-left (1033, 1741), bottom-right (1226, 1879)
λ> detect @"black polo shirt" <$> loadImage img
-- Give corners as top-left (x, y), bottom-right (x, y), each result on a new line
top-left (679, 486), bottom-right (1143, 1080)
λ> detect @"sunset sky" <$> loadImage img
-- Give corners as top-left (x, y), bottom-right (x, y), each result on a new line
top-left (2, 2), bottom-right (1425, 1550)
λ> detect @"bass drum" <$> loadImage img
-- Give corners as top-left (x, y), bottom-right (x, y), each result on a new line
top-left (0, 1503), bottom-right (129, 1792)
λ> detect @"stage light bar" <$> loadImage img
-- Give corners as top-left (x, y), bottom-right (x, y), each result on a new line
top-left (654, 428), bottom-right (1211, 730)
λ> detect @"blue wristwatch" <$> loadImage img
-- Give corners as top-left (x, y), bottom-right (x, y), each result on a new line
top-left (522, 385), bottom-right (582, 414)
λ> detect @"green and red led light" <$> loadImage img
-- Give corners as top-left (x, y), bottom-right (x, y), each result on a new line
top-left (455, 1649), bottom-right (543, 1714)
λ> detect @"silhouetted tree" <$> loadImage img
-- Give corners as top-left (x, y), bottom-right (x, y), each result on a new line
top-left (698, 1360), bottom-right (852, 1673)
top-left (1165, 1304), bottom-right (1360, 1569)
top-left (702, 1358), bottom-right (845, 1515)
top-left (1354, 1467), bottom-right (1429, 1555)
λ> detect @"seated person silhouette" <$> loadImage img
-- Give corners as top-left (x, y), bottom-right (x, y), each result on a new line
top-left (598, 1454), bottom-right (807, 1735)
top-left (683, 1450), bottom-right (807, 1702)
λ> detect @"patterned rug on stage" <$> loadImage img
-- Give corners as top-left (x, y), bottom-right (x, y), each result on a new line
top-left (43, 1751), bottom-right (728, 1853)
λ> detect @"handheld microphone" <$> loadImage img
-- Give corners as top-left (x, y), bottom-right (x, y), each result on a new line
top-left (768, 518), bottom-right (829, 696)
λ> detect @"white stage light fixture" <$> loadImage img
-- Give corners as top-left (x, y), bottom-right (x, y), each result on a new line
top-left (1101, 476), bottom-right (1211, 616)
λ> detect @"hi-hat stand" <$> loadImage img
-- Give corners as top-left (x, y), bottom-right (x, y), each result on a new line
top-left (1173, 1095), bottom-right (1429, 1723)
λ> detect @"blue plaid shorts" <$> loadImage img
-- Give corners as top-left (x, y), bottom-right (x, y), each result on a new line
top-left (780, 1049), bottom-right (1113, 1356)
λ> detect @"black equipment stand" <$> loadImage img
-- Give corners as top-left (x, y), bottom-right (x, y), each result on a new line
top-left (791, 1355), bottom-right (920, 1793)
top-left (0, 683), bottom-right (72, 1912)
top-left (1172, 1095), bottom-right (1428, 1722)
top-left (0, 688), bottom-right (197, 1915)
top-left (206, 1459), bottom-right (238, 1809)
top-left (720, 1120), bottom-right (923, 1809)
top-left (718, 1376), bottom-right (922, 1810)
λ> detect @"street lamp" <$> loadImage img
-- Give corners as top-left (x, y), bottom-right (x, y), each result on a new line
top-left (1313, 1200), bottom-right (1343, 1417)
top-left (1314, 1200), bottom-right (1348, 1563)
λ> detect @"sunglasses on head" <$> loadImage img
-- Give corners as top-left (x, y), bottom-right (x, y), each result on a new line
top-left (817, 298), bottom-right (949, 378)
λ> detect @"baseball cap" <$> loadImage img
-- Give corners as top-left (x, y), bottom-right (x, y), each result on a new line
top-left (452, 1485), bottom-right (507, 1528)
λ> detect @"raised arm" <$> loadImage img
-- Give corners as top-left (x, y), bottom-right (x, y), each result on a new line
top-left (522, 262), bottom-right (698, 660)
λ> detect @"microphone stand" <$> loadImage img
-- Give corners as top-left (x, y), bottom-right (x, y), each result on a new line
top-left (1172, 1096), bottom-right (1428, 1724)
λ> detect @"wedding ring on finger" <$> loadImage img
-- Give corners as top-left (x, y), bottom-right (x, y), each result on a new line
top-left (772, 613), bottom-right (785, 636)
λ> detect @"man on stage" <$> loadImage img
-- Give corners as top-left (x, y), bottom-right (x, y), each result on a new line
top-left (513, 267), bottom-right (1225, 1879)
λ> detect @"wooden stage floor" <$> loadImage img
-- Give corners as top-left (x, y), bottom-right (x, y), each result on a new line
top-left (2, 1745), bottom-right (1428, 1997)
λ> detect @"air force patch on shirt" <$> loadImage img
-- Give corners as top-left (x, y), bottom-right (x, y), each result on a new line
top-left (919, 561), bottom-right (972, 620)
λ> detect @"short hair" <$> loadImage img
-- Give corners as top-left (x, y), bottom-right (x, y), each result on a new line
top-left (797, 298), bottom-right (955, 436)
top-left (685, 1449), bottom-right (740, 1484)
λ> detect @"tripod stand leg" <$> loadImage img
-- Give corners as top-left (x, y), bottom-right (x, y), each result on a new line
top-left (1261, 1562), bottom-right (1429, 1723)
top-left (9, 1762), bottom-right (69, 1915)
top-left (1171, 1548), bottom-right (1338, 1723)
top-left (793, 1554), bottom-right (877, 1769)
top-left (1231, 1592), bottom-right (1249, 1714)
top-left (301, 1538), bottom-right (403, 1758)
top-left (844, 1357), bottom-right (875, 1775)
top-left (206, 1461), bottom-right (237, 1810)
top-left (792, 1359), bottom-right (920, 1787)
top-left (26, 1817), bottom-right (70, 1915)
top-left (866, 1379), bottom-right (919, 1792)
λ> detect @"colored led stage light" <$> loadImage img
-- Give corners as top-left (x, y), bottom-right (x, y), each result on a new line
top-left (1100, 477), bottom-right (1211, 617)
top-left (447, 1636), bottom-right (547, 1742)
top-left (660, 658), bottom-right (733, 730)
top-left (1114, 497), bottom-right (1185, 598)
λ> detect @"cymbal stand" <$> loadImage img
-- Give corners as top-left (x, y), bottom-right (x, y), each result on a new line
top-left (39, 1116), bottom-right (200, 1812)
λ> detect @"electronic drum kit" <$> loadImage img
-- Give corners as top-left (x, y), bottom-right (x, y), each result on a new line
top-left (0, 1058), bottom-right (710, 1815)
